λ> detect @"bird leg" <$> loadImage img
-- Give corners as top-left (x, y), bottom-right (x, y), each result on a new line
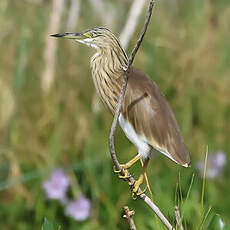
top-left (132, 158), bottom-right (149, 199)
top-left (114, 155), bottom-right (142, 179)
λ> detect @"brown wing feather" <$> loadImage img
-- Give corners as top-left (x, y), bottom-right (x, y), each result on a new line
top-left (120, 67), bottom-right (190, 166)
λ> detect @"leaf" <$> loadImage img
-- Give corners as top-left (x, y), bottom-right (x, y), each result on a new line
top-left (208, 215), bottom-right (226, 230)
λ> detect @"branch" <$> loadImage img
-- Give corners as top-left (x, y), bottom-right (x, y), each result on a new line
top-left (123, 206), bottom-right (137, 230)
top-left (109, 1), bottom-right (175, 229)
top-left (175, 206), bottom-right (184, 230)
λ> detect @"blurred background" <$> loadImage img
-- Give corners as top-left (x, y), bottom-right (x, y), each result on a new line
top-left (0, 0), bottom-right (230, 229)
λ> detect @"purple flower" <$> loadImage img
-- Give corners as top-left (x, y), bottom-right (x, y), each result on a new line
top-left (65, 196), bottom-right (91, 221)
top-left (43, 169), bottom-right (69, 202)
top-left (197, 151), bottom-right (226, 179)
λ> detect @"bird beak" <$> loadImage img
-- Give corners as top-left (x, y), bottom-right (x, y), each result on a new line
top-left (51, 31), bottom-right (98, 49)
top-left (50, 32), bottom-right (87, 40)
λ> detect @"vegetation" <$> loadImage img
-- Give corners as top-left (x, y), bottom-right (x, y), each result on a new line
top-left (0, 0), bottom-right (229, 229)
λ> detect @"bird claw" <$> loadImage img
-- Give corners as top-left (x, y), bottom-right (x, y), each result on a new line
top-left (119, 171), bottom-right (130, 179)
top-left (132, 186), bottom-right (147, 200)
top-left (131, 174), bottom-right (145, 199)
top-left (128, 180), bottom-right (135, 186)
top-left (113, 166), bottom-right (121, 174)
top-left (114, 163), bottom-right (147, 199)
top-left (113, 166), bottom-right (130, 180)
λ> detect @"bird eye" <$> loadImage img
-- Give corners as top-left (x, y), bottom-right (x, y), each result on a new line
top-left (91, 32), bottom-right (97, 38)
top-left (84, 31), bottom-right (98, 38)
top-left (84, 32), bottom-right (93, 38)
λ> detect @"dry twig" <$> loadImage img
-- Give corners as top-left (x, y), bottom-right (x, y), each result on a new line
top-left (175, 206), bottom-right (184, 230)
top-left (123, 206), bottom-right (137, 230)
top-left (109, 1), bottom-right (174, 229)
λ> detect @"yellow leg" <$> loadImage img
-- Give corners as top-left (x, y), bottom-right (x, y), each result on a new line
top-left (121, 155), bottom-right (142, 169)
top-left (141, 159), bottom-right (153, 200)
top-left (132, 158), bottom-right (150, 199)
top-left (114, 155), bottom-right (142, 179)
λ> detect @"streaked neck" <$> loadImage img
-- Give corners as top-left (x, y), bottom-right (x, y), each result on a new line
top-left (90, 46), bottom-right (128, 75)
top-left (90, 46), bottom-right (128, 114)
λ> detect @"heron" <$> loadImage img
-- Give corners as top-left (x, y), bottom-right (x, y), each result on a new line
top-left (51, 27), bottom-right (190, 197)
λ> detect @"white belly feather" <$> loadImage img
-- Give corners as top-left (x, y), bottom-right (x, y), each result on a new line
top-left (119, 114), bottom-right (151, 159)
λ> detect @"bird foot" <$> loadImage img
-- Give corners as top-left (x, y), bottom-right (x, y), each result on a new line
top-left (131, 176), bottom-right (145, 199)
top-left (132, 186), bottom-right (147, 200)
top-left (113, 165), bottom-right (130, 180)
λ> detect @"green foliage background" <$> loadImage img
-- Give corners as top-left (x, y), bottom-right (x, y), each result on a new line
top-left (0, 0), bottom-right (229, 229)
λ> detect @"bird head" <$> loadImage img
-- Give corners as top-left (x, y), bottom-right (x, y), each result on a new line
top-left (51, 27), bottom-right (120, 50)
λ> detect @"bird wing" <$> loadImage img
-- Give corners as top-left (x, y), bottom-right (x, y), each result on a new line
top-left (120, 67), bottom-right (190, 166)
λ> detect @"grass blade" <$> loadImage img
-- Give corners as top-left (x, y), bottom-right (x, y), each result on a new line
top-left (201, 146), bottom-right (209, 211)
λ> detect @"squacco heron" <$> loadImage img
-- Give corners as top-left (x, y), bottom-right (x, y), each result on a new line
top-left (51, 27), bottom-right (190, 197)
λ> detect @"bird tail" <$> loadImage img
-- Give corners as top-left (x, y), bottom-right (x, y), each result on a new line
top-left (140, 159), bottom-right (153, 201)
